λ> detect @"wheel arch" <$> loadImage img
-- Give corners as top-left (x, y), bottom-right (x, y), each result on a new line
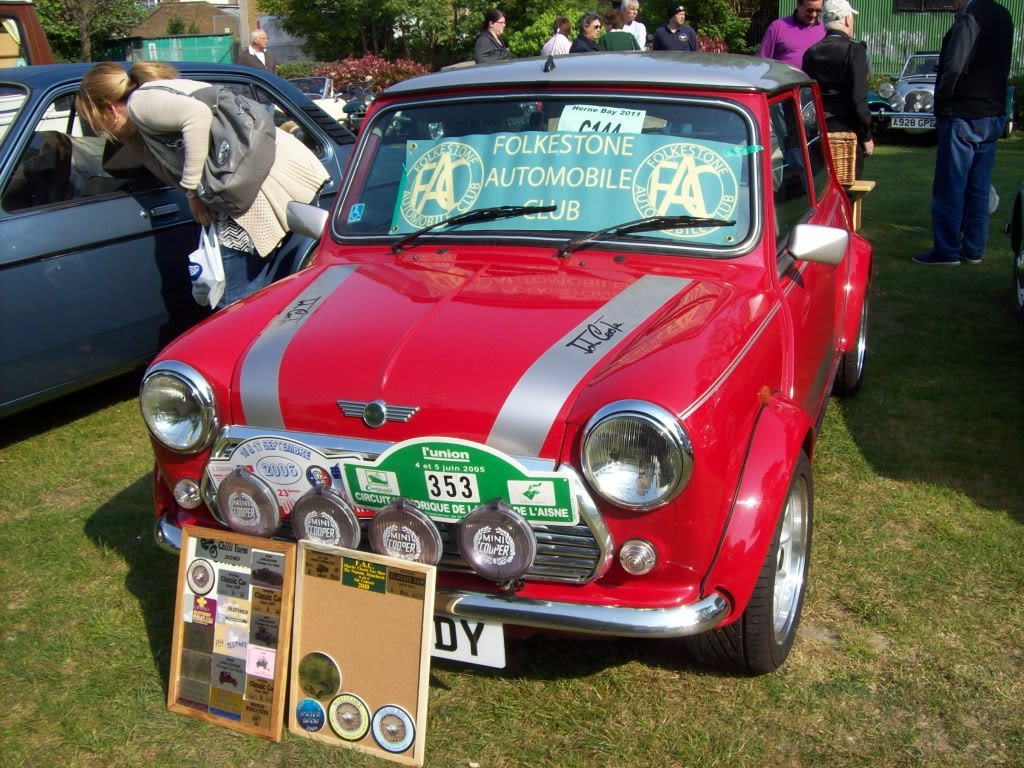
top-left (699, 392), bottom-right (814, 623)
top-left (839, 232), bottom-right (873, 355)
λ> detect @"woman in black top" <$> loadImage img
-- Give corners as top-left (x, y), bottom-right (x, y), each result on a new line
top-left (570, 12), bottom-right (602, 53)
top-left (474, 9), bottom-right (512, 63)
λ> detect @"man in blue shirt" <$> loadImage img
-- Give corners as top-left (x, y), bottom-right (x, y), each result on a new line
top-left (652, 4), bottom-right (697, 51)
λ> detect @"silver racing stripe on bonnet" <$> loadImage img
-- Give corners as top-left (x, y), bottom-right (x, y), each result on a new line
top-left (487, 275), bottom-right (690, 457)
top-left (239, 265), bottom-right (359, 427)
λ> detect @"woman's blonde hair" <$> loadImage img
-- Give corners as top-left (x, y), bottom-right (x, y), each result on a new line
top-left (76, 60), bottom-right (179, 138)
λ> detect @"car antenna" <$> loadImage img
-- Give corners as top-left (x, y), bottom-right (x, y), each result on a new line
top-left (544, 54), bottom-right (556, 73)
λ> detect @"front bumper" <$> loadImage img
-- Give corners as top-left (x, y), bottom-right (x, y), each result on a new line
top-left (154, 512), bottom-right (729, 638)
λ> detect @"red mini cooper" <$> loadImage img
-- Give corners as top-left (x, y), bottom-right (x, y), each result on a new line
top-left (141, 53), bottom-right (872, 674)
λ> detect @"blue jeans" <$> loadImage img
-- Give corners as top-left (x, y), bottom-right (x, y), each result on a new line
top-left (931, 115), bottom-right (1006, 260)
top-left (220, 244), bottom-right (286, 306)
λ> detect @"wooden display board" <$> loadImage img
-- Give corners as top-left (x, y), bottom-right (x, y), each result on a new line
top-left (289, 541), bottom-right (436, 766)
top-left (167, 527), bottom-right (296, 741)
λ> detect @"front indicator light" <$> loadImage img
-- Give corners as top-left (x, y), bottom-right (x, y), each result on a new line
top-left (619, 539), bottom-right (657, 575)
top-left (173, 479), bottom-right (203, 509)
top-left (292, 486), bottom-right (361, 548)
top-left (458, 499), bottom-right (537, 583)
top-left (368, 498), bottom-right (442, 565)
top-left (215, 467), bottom-right (281, 537)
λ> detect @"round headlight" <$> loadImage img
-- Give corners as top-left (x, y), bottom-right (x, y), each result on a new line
top-left (140, 363), bottom-right (216, 453)
top-left (458, 499), bottom-right (536, 583)
top-left (581, 401), bottom-right (692, 510)
top-left (368, 499), bottom-right (442, 565)
top-left (292, 486), bottom-right (361, 549)
top-left (878, 82), bottom-right (894, 99)
top-left (216, 467), bottom-right (281, 537)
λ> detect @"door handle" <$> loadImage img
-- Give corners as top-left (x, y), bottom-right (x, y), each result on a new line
top-left (141, 204), bottom-right (180, 219)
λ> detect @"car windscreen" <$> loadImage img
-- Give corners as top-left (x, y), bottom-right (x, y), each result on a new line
top-left (333, 95), bottom-right (757, 252)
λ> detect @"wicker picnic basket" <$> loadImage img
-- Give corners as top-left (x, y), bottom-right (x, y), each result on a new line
top-left (827, 132), bottom-right (858, 185)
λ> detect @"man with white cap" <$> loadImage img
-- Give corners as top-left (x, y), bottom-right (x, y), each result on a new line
top-left (802, 0), bottom-right (873, 178)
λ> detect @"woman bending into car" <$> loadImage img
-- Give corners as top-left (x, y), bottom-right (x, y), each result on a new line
top-left (76, 61), bottom-right (328, 305)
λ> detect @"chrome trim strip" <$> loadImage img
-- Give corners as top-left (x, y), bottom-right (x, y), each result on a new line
top-left (487, 275), bottom-right (690, 457)
top-left (434, 590), bottom-right (729, 638)
top-left (239, 265), bottom-right (358, 428)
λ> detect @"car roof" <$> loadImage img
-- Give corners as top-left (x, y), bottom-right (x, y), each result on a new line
top-left (385, 52), bottom-right (812, 98)
top-left (0, 62), bottom-right (282, 89)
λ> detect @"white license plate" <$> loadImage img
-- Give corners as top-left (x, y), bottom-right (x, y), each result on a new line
top-left (892, 116), bottom-right (935, 129)
top-left (431, 614), bottom-right (505, 668)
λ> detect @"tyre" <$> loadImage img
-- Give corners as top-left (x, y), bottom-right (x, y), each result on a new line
top-left (1014, 245), bottom-right (1024, 323)
top-left (834, 288), bottom-right (869, 395)
top-left (684, 451), bottom-right (813, 675)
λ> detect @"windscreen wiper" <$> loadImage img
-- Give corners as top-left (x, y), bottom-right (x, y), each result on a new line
top-left (556, 215), bottom-right (736, 258)
top-left (391, 204), bottom-right (557, 253)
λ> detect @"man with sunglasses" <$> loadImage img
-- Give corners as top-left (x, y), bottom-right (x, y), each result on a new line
top-left (759, 0), bottom-right (826, 69)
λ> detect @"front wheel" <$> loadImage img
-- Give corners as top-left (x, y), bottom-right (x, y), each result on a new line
top-left (834, 289), bottom-right (869, 395)
top-left (684, 452), bottom-right (813, 675)
top-left (1013, 246), bottom-right (1024, 322)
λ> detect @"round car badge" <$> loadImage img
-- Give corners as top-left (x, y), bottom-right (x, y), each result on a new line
top-left (368, 499), bottom-right (442, 566)
top-left (306, 465), bottom-right (332, 488)
top-left (185, 558), bottom-right (215, 595)
top-left (371, 704), bottom-right (415, 753)
top-left (292, 486), bottom-right (361, 549)
top-left (215, 467), bottom-right (281, 537)
top-left (297, 651), bottom-right (342, 700)
top-left (295, 697), bottom-right (326, 732)
top-left (329, 693), bottom-right (371, 741)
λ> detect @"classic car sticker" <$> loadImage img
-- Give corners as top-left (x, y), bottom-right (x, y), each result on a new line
top-left (394, 133), bottom-right (745, 244)
top-left (209, 688), bottom-right (244, 720)
top-left (304, 549), bottom-right (342, 580)
top-left (245, 675), bottom-right (275, 704)
top-left (371, 704), bottom-right (415, 753)
top-left (329, 693), bottom-right (371, 741)
top-left (246, 645), bottom-right (277, 680)
top-left (250, 550), bottom-right (286, 589)
top-left (180, 649), bottom-right (212, 682)
top-left (251, 586), bottom-right (283, 617)
top-left (211, 653), bottom-right (246, 692)
top-left (342, 557), bottom-right (387, 593)
top-left (213, 623), bottom-right (249, 659)
top-left (190, 595), bottom-right (216, 626)
top-left (176, 677), bottom-right (210, 712)
top-left (487, 274), bottom-right (690, 457)
top-left (250, 613), bottom-right (280, 649)
top-left (239, 265), bottom-right (359, 429)
top-left (194, 537), bottom-right (252, 569)
top-left (186, 558), bottom-right (215, 595)
top-left (242, 699), bottom-right (273, 730)
top-left (298, 651), bottom-right (342, 700)
top-left (216, 570), bottom-right (251, 601)
top-left (216, 596), bottom-right (251, 626)
top-left (295, 697), bottom-right (326, 732)
top-left (340, 438), bottom-right (578, 525)
top-left (557, 104), bottom-right (646, 134)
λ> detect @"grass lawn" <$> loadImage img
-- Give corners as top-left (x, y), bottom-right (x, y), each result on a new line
top-left (1, 134), bottom-right (1022, 768)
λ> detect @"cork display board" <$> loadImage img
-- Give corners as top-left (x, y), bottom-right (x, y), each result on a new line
top-left (289, 541), bottom-right (436, 767)
top-left (167, 527), bottom-right (296, 741)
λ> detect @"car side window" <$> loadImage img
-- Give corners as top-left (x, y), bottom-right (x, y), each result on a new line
top-left (250, 84), bottom-right (327, 160)
top-left (1, 92), bottom-right (164, 213)
top-left (1, 15), bottom-right (27, 67)
top-left (800, 87), bottom-right (829, 201)
top-left (768, 96), bottom-right (811, 248)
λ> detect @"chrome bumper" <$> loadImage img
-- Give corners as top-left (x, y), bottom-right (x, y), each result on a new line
top-left (154, 514), bottom-right (728, 638)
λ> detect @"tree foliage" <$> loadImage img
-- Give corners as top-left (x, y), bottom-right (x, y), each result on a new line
top-left (166, 16), bottom-right (185, 36)
top-left (35, 0), bottom-right (147, 62)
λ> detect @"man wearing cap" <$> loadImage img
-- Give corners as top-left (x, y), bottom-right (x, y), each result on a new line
top-left (653, 5), bottom-right (697, 51)
top-left (802, 0), bottom-right (873, 178)
top-left (759, 0), bottom-right (825, 69)
top-left (913, 0), bottom-right (1013, 266)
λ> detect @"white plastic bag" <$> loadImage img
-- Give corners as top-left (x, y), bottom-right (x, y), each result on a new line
top-left (187, 225), bottom-right (225, 309)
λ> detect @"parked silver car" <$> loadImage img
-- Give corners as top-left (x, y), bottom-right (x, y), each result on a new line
top-left (874, 50), bottom-right (1014, 138)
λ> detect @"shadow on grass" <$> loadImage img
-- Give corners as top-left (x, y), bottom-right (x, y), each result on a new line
top-left (84, 473), bottom-right (179, 692)
top-left (835, 136), bottom-right (1024, 524)
top-left (1, 369), bottom-right (143, 449)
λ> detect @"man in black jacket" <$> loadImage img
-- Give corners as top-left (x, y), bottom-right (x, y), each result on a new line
top-left (913, 0), bottom-right (1012, 266)
top-left (802, 0), bottom-right (873, 178)
top-left (236, 29), bottom-right (277, 75)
